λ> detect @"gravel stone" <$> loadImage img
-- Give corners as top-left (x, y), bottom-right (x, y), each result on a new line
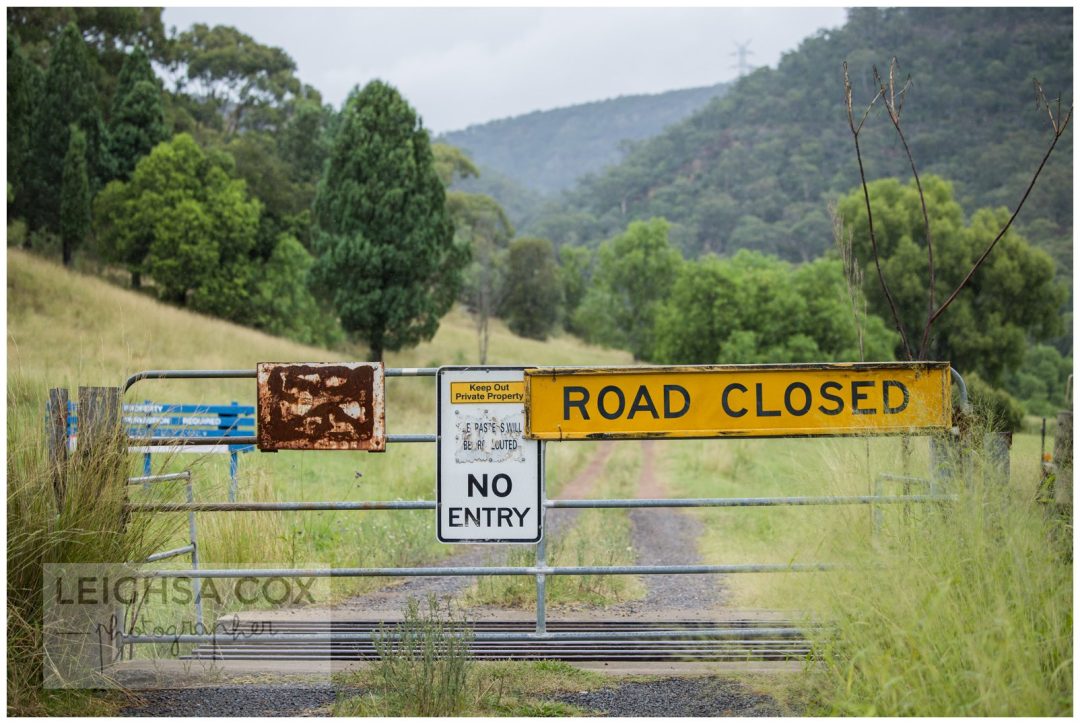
top-left (553, 677), bottom-right (781, 717)
top-left (121, 684), bottom-right (339, 717)
top-left (602, 441), bottom-right (730, 615)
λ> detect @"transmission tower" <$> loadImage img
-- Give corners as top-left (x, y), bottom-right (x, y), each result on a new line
top-left (731, 40), bottom-right (755, 77)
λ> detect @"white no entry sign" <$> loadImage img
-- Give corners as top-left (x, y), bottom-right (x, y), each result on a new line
top-left (437, 367), bottom-right (543, 543)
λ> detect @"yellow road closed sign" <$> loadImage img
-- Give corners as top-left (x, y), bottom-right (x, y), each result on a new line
top-left (524, 363), bottom-right (952, 440)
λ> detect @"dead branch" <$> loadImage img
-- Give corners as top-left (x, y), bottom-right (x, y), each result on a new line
top-left (830, 201), bottom-right (866, 361)
top-left (927, 80), bottom-right (1072, 328)
top-left (875, 59), bottom-right (937, 359)
top-left (844, 61), bottom-right (914, 359)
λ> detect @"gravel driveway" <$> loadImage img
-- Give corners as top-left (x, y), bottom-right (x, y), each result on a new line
top-left (331, 442), bottom-right (614, 615)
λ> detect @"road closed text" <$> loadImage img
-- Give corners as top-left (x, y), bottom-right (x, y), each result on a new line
top-left (524, 363), bottom-right (951, 439)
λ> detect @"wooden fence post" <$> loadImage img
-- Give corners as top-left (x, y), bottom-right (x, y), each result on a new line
top-left (47, 387), bottom-right (70, 507)
top-left (77, 386), bottom-right (121, 456)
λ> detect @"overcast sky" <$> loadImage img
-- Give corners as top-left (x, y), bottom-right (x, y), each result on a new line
top-left (162, 7), bottom-right (848, 133)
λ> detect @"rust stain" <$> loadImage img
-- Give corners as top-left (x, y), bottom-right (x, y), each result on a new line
top-left (257, 362), bottom-right (385, 452)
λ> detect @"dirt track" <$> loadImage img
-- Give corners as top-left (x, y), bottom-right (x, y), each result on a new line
top-left (605, 440), bottom-right (730, 615)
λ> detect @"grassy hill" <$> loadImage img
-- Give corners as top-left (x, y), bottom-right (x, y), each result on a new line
top-left (8, 248), bottom-right (631, 400)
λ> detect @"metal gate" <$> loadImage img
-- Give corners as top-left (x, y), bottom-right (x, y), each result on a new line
top-left (105, 366), bottom-right (966, 655)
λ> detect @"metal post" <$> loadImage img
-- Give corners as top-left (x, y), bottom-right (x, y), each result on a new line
top-left (950, 367), bottom-right (974, 489)
top-left (187, 478), bottom-right (204, 631)
top-left (535, 443), bottom-right (547, 636)
top-left (228, 402), bottom-right (240, 502)
top-left (985, 431), bottom-right (1012, 485)
top-left (142, 400), bottom-right (152, 481)
top-left (871, 476), bottom-right (883, 535)
top-left (228, 450), bottom-right (238, 502)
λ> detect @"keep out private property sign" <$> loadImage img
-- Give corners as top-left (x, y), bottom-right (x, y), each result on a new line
top-left (524, 362), bottom-right (952, 440)
top-left (437, 367), bottom-right (543, 543)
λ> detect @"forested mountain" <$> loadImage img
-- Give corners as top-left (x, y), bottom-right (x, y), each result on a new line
top-left (440, 81), bottom-right (729, 196)
top-left (524, 7), bottom-right (1072, 275)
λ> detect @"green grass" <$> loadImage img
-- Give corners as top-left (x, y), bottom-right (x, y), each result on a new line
top-left (337, 595), bottom-right (602, 716)
top-left (8, 247), bottom-right (633, 588)
top-left (666, 422), bottom-right (1072, 715)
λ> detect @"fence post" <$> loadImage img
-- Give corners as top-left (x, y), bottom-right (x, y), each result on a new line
top-left (985, 431), bottom-right (1012, 485)
top-left (535, 444), bottom-right (548, 636)
top-left (77, 386), bottom-right (121, 456)
top-left (187, 477), bottom-right (204, 632)
top-left (47, 387), bottom-right (70, 507)
top-left (229, 450), bottom-right (238, 502)
top-left (871, 475), bottom-right (883, 535)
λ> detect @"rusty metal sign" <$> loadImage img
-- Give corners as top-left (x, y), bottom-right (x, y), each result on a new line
top-left (256, 362), bottom-right (385, 451)
top-left (525, 362), bottom-right (952, 440)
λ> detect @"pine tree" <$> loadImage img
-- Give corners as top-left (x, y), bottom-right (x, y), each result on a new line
top-left (109, 46), bottom-right (157, 118)
top-left (107, 47), bottom-right (165, 180)
top-left (27, 22), bottom-right (107, 232)
top-left (108, 79), bottom-right (166, 180)
top-left (310, 80), bottom-right (466, 361)
top-left (59, 126), bottom-right (91, 266)
top-left (7, 32), bottom-right (43, 223)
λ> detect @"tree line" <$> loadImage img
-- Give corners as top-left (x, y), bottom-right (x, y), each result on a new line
top-left (5, 11), bottom-right (574, 357)
top-left (7, 9), bottom-right (1070, 425)
top-left (555, 177), bottom-right (1069, 427)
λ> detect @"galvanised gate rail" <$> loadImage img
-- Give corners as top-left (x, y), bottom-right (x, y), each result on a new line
top-left (121, 366), bottom-right (967, 650)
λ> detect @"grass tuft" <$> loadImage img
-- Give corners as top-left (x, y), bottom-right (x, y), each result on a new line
top-left (7, 378), bottom-right (176, 714)
top-left (333, 597), bottom-right (604, 717)
top-left (364, 595), bottom-right (475, 716)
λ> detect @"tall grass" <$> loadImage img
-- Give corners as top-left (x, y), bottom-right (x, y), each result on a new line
top-left (803, 423), bottom-right (1072, 716)
top-left (668, 409), bottom-right (1071, 715)
top-left (7, 378), bottom-right (175, 714)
